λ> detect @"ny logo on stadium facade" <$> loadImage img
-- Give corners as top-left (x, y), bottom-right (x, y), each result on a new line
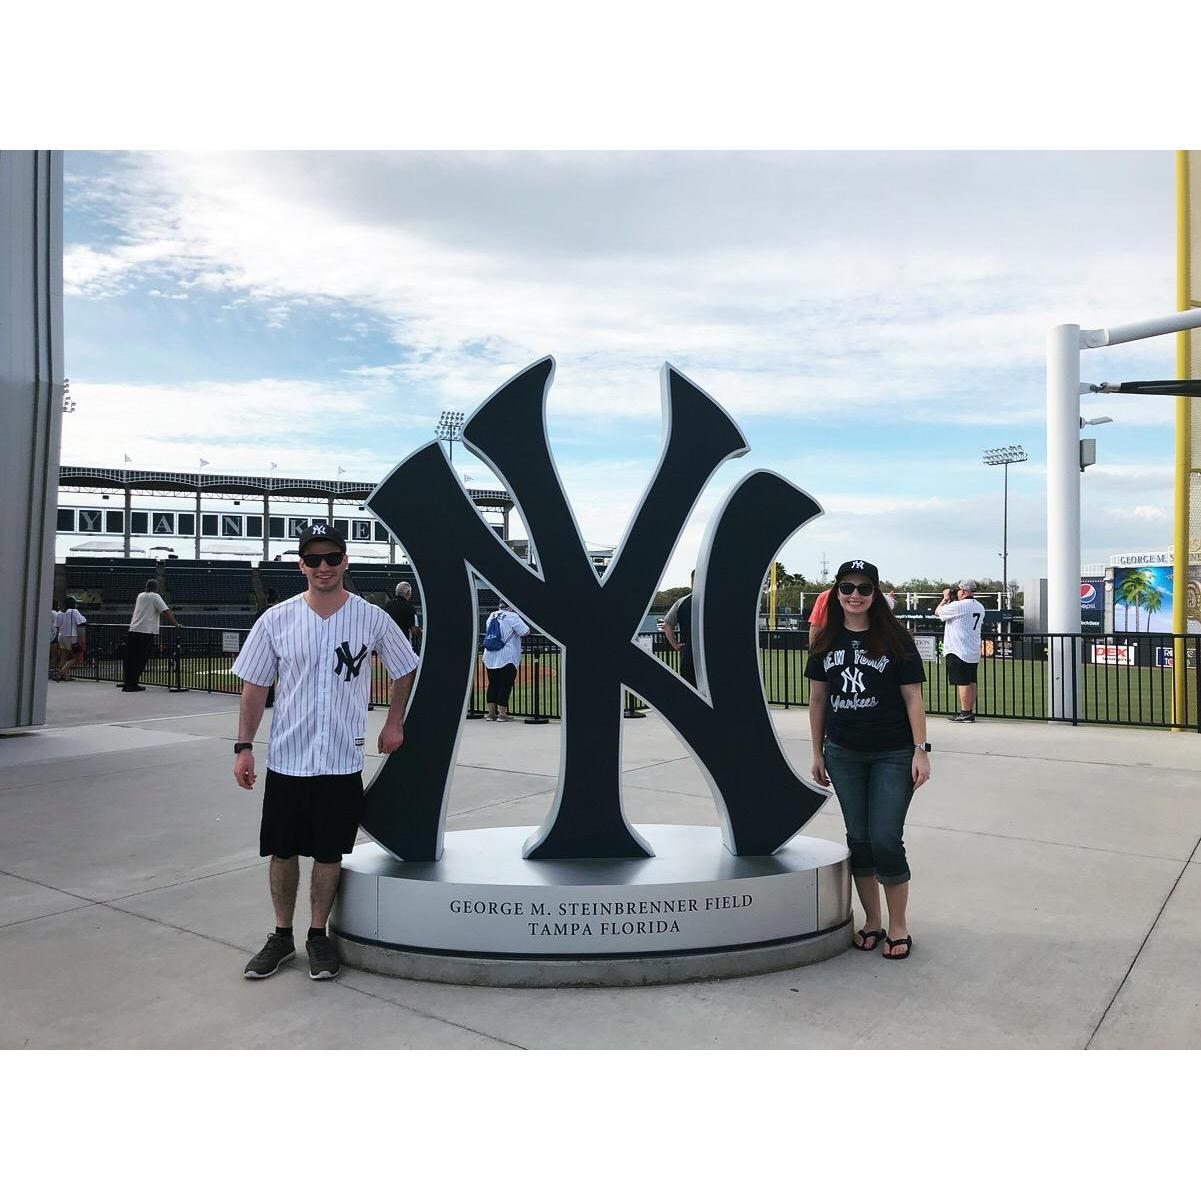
top-left (363, 358), bottom-right (828, 862)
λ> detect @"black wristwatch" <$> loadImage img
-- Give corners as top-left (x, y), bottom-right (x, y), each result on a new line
top-left (234, 742), bottom-right (253, 754)
top-left (914, 742), bottom-right (932, 752)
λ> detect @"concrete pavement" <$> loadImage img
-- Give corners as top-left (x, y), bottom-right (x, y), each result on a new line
top-left (2, 681), bottom-right (1199, 1048)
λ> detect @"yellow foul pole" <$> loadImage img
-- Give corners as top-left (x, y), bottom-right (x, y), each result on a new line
top-left (768, 562), bottom-right (778, 631)
top-left (1173, 151), bottom-right (1192, 725)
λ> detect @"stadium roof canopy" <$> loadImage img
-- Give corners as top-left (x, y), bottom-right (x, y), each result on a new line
top-left (58, 465), bottom-right (515, 515)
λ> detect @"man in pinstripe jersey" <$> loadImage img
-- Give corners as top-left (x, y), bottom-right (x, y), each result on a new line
top-left (233, 523), bottom-right (418, 982)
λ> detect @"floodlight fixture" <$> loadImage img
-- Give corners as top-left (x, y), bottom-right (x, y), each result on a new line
top-left (435, 409), bottom-right (466, 463)
top-left (982, 444), bottom-right (1028, 466)
top-left (982, 444), bottom-right (1027, 606)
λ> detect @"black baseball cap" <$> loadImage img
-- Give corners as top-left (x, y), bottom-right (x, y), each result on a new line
top-left (835, 559), bottom-right (880, 585)
top-left (298, 521), bottom-right (347, 554)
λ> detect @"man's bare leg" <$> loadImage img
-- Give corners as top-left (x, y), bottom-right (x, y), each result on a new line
top-left (310, 861), bottom-right (342, 930)
top-left (269, 855), bottom-right (299, 927)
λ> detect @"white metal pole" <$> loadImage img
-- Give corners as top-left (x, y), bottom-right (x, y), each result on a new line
top-left (1001, 460), bottom-right (1009, 609)
top-left (1047, 324), bottom-right (1082, 720)
top-left (1083, 307), bottom-right (1201, 348)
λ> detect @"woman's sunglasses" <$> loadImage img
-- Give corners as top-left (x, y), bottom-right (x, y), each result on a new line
top-left (837, 581), bottom-right (874, 596)
top-left (301, 551), bottom-right (344, 567)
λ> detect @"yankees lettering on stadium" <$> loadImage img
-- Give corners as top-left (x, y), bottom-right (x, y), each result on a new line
top-left (363, 358), bottom-right (828, 862)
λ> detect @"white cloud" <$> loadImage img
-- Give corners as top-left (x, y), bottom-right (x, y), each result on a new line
top-left (61, 376), bottom-right (433, 478)
top-left (65, 151), bottom-right (1178, 426)
top-left (61, 150), bottom-right (1185, 583)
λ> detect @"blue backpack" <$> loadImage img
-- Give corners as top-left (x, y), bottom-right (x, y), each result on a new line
top-left (482, 614), bottom-right (507, 651)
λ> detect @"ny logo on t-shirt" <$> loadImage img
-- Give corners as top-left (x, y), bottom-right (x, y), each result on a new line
top-left (334, 641), bottom-right (369, 680)
top-left (840, 667), bottom-right (866, 695)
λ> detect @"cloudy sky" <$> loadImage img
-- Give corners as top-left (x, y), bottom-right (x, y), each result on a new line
top-left (61, 149), bottom-right (1179, 588)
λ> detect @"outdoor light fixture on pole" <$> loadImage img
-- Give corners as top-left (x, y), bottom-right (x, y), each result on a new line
top-left (435, 410), bottom-right (466, 464)
top-left (1046, 307), bottom-right (1201, 721)
top-left (982, 444), bottom-right (1027, 608)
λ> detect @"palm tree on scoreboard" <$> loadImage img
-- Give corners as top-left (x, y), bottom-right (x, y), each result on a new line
top-left (1117, 569), bottom-right (1155, 632)
top-left (1142, 581), bottom-right (1164, 629)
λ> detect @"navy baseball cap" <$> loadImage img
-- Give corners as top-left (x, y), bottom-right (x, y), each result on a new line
top-left (835, 559), bottom-right (880, 585)
top-left (298, 521), bottom-right (347, 554)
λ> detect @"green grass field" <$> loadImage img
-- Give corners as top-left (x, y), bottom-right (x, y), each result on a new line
top-left (757, 647), bottom-right (1197, 728)
top-left (78, 645), bottom-right (1199, 730)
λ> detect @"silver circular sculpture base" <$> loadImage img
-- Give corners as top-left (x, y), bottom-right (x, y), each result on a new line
top-left (332, 824), bottom-right (852, 987)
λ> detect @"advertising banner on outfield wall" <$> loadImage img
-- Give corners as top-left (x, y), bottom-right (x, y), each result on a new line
top-left (1080, 577), bottom-right (1105, 634)
top-left (1113, 565), bottom-right (1201, 634)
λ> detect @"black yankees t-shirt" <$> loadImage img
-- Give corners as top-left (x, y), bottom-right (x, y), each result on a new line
top-left (804, 627), bottom-right (926, 751)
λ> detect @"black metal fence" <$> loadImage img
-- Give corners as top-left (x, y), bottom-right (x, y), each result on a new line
top-left (76, 623), bottom-right (1201, 732)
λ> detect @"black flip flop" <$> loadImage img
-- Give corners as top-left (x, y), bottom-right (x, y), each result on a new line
top-left (882, 935), bottom-right (912, 960)
top-left (853, 928), bottom-right (885, 951)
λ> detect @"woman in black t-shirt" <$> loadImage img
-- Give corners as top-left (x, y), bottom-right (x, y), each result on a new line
top-left (804, 560), bottom-right (930, 961)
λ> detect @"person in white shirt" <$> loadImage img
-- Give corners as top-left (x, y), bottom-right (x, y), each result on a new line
top-left (481, 601), bottom-right (530, 721)
top-left (658, 570), bottom-right (696, 685)
top-left (56, 597), bottom-right (87, 682)
top-left (122, 580), bottom-right (182, 692)
top-left (935, 579), bottom-right (987, 723)
top-left (232, 522), bottom-right (418, 982)
top-left (49, 605), bottom-right (61, 680)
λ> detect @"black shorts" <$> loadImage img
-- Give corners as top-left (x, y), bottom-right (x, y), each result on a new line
top-left (260, 769), bottom-right (364, 864)
top-left (945, 653), bottom-right (979, 685)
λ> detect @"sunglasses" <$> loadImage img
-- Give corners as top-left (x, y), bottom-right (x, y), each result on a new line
top-left (301, 551), bottom-right (344, 568)
top-left (837, 581), bottom-right (875, 596)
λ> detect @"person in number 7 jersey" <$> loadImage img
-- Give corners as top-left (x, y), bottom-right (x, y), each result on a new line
top-left (936, 579), bottom-right (986, 723)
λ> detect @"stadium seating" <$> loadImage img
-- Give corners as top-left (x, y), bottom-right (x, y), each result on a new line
top-left (344, 566), bottom-right (420, 603)
top-left (64, 558), bottom-right (159, 606)
top-left (58, 557), bottom-right (450, 632)
top-left (257, 563), bottom-right (311, 601)
top-left (163, 561), bottom-right (254, 607)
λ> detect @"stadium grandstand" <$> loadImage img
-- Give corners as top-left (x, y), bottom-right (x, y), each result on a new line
top-left (56, 464), bottom-right (516, 563)
top-left (53, 464), bottom-right (613, 631)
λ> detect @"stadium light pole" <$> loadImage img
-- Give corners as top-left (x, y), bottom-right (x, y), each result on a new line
top-left (1047, 307), bottom-right (1201, 722)
top-left (435, 410), bottom-right (465, 464)
top-left (983, 445), bottom-right (1027, 609)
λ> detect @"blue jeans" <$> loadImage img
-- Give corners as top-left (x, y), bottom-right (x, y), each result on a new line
top-left (823, 739), bottom-right (914, 885)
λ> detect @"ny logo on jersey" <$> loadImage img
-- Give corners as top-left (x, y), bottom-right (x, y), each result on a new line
top-left (333, 641), bottom-right (369, 680)
top-left (364, 358), bottom-right (827, 863)
top-left (840, 667), bottom-right (866, 694)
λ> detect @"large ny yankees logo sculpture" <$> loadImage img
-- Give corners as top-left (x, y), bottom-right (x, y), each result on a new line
top-left (362, 358), bottom-right (827, 862)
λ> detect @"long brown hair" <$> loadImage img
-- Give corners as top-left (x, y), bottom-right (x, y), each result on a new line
top-left (810, 582), bottom-right (917, 662)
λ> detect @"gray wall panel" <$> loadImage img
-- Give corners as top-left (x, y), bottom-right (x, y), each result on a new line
top-left (1, 150), bottom-right (63, 730)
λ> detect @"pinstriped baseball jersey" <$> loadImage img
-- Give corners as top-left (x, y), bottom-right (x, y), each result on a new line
top-left (232, 592), bottom-right (418, 776)
top-left (937, 598), bottom-right (986, 663)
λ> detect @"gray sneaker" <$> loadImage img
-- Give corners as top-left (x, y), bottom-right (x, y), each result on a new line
top-left (243, 932), bottom-right (295, 979)
top-left (306, 931), bottom-right (341, 980)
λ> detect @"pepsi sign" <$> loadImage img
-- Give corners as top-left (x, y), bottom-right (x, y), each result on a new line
top-left (1080, 576), bottom-right (1105, 634)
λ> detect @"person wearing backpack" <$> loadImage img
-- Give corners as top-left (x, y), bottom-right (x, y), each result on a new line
top-left (482, 601), bottom-right (530, 721)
